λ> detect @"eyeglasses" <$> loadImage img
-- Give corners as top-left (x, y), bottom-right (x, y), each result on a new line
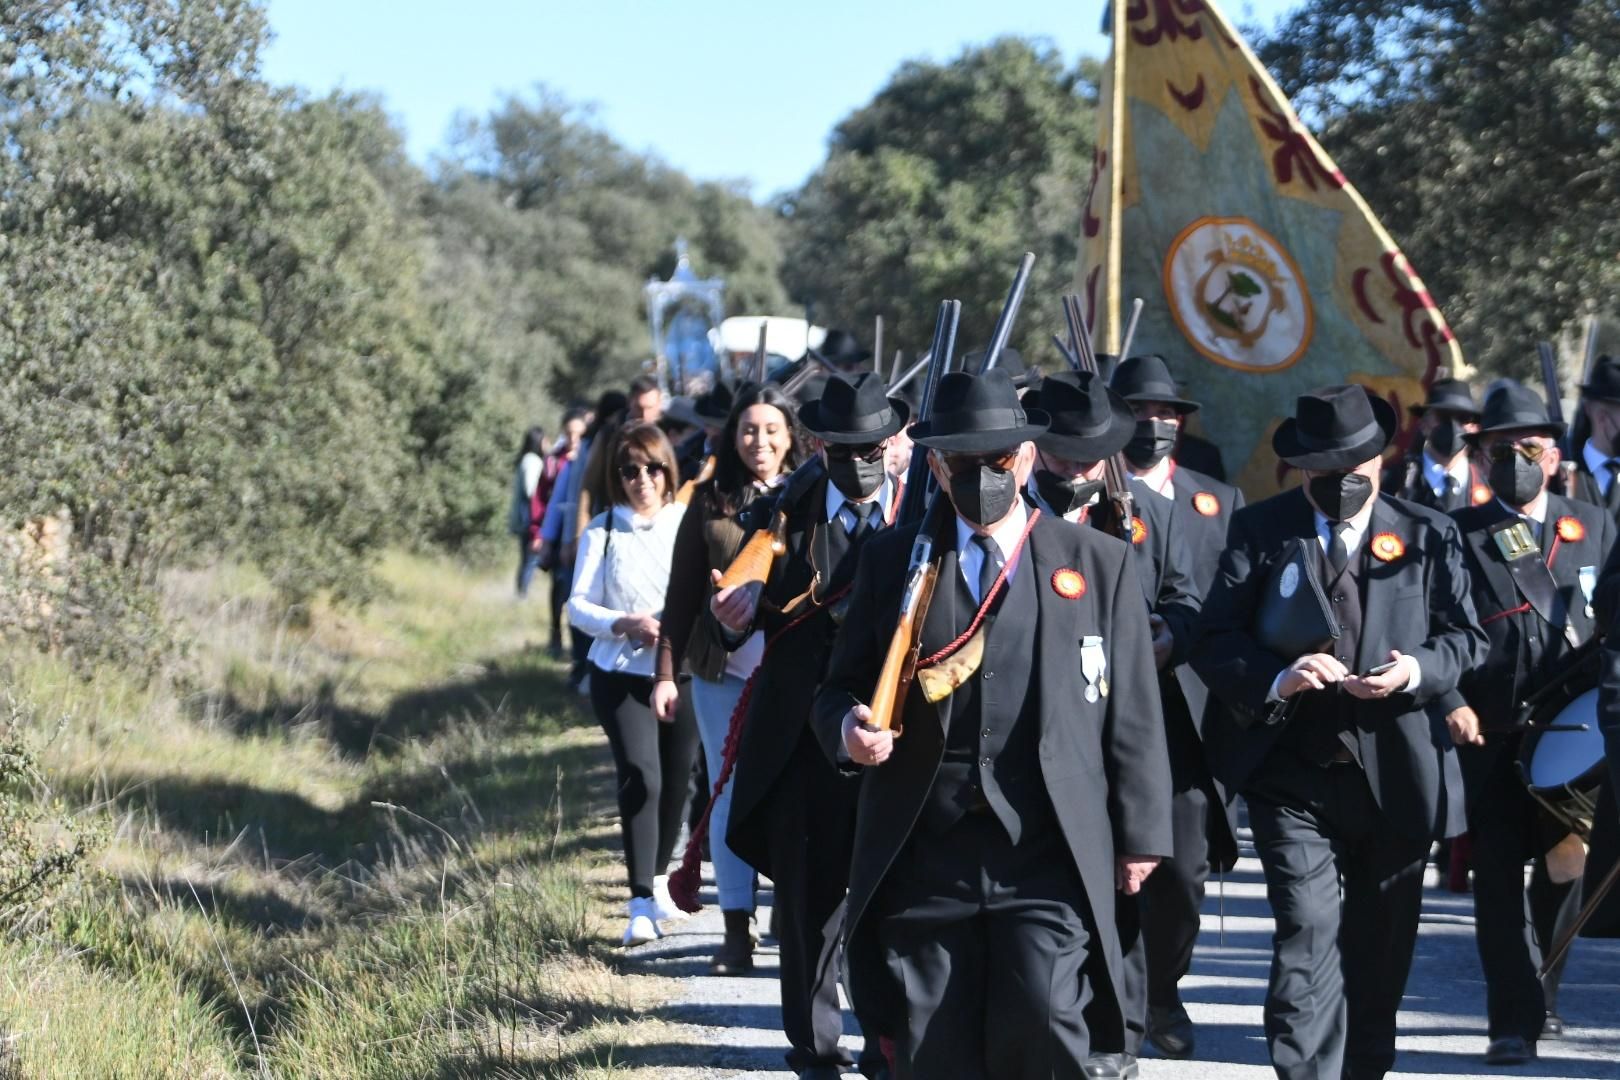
top-left (1485, 440), bottom-right (1552, 464)
top-left (939, 449), bottom-right (1020, 475)
top-left (825, 443), bottom-right (886, 463)
top-left (618, 462), bottom-right (665, 482)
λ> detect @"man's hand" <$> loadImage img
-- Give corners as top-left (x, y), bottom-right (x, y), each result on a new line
top-left (1116, 855), bottom-right (1160, 895)
top-left (1276, 653), bottom-right (1349, 698)
top-left (1445, 704), bottom-right (1485, 747)
top-left (1149, 613), bottom-right (1174, 671)
top-left (1343, 650), bottom-right (1417, 701)
top-left (611, 612), bottom-right (660, 649)
top-left (709, 569), bottom-right (760, 634)
top-left (842, 705), bottom-right (895, 766)
top-left (652, 679), bottom-right (679, 723)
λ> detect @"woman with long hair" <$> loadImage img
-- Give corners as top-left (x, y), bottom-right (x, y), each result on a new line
top-left (509, 425), bottom-right (548, 597)
top-left (544, 407), bottom-right (589, 657)
top-left (567, 421), bottom-right (699, 945)
top-left (653, 383), bottom-right (805, 973)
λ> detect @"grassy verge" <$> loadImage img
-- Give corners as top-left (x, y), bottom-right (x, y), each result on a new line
top-left (0, 551), bottom-right (678, 1077)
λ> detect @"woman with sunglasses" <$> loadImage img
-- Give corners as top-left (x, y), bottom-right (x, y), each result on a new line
top-left (654, 383), bottom-right (806, 973)
top-left (568, 421), bottom-right (699, 946)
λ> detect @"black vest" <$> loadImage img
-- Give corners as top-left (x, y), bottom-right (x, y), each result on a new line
top-left (1278, 537), bottom-right (1365, 766)
top-left (922, 548), bottom-right (1052, 842)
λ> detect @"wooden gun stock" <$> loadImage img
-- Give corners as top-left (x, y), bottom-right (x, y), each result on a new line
top-left (716, 511), bottom-right (787, 590)
top-left (867, 560), bottom-right (938, 733)
top-left (674, 455), bottom-right (716, 506)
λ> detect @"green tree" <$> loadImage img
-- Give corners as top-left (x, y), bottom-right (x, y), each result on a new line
top-left (1259, 0), bottom-right (1620, 376)
top-left (781, 39), bottom-right (1099, 367)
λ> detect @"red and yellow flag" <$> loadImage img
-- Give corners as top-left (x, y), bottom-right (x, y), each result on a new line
top-left (1080, 0), bottom-right (1466, 494)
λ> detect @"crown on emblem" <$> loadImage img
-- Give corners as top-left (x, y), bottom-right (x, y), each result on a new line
top-left (1220, 232), bottom-right (1279, 280)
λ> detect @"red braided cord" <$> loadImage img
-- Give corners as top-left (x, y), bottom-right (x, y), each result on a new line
top-left (668, 582), bottom-right (855, 913)
top-left (917, 509), bottom-right (1042, 668)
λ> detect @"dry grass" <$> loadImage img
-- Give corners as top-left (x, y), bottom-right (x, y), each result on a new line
top-left (0, 551), bottom-right (675, 1078)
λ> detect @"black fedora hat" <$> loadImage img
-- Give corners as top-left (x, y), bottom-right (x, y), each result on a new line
top-left (1111, 354), bottom-right (1200, 414)
top-left (693, 381), bottom-right (734, 423)
top-left (961, 346), bottom-right (1034, 388)
top-left (1580, 355), bottom-right (1620, 404)
top-left (1465, 380), bottom-right (1565, 442)
top-left (1272, 384), bottom-right (1397, 470)
top-left (909, 369), bottom-right (1049, 454)
top-left (1407, 376), bottom-right (1480, 418)
top-left (1027, 370), bottom-right (1136, 461)
top-left (798, 372), bottom-right (910, 444)
top-left (813, 329), bottom-right (871, 369)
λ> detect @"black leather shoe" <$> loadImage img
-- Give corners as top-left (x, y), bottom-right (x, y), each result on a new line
top-left (1147, 1004), bottom-right (1195, 1058)
top-left (1484, 1036), bottom-right (1535, 1065)
top-left (1083, 1052), bottom-right (1140, 1079)
top-left (797, 1066), bottom-right (847, 1080)
top-left (1542, 1012), bottom-right (1564, 1039)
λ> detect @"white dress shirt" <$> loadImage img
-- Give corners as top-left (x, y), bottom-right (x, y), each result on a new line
top-left (954, 498), bottom-right (1030, 604)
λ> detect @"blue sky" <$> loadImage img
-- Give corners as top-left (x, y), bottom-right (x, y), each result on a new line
top-left (261, 0), bottom-right (1303, 198)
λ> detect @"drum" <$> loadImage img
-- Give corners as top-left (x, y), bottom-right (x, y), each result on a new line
top-left (1517, 686), bottom-right (1607, 841)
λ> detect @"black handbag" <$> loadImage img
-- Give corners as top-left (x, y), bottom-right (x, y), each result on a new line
top-left (1255, 536), bottom-right (1338, 661)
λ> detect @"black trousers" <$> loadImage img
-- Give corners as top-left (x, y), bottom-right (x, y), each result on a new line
top-left (1246, 758), bottom-right (1429, 1080)
top-left (590, 668), bottom-right (700, 897)
top-left (1111, 779), bottom-right (1217, 1053)
top-left (876, 813), bottom-right (1094, 1080)
top-left (771, 731), bottom-right (867, 1071)
top-left (1463, 737), bottom-right (1575, 1041)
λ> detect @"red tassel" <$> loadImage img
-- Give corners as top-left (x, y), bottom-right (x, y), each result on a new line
top-left (880, 1036), bottom-right (898, 1071)
top-left (667, 583), bottom-right (853, 914)
top-left (1448, 831), bottom-right (1473, 894)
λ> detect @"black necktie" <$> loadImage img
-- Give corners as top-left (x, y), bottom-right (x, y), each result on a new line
top-left (1606, 461), bottom-right (1620, 511)
top-left (1443, 475), bottom-right (1461, 510)
top-left (847, 500), bottom-right (879, 540)
top-left (1523, 515), bottom-right (1543, 549)
top-left (1328, 522), bottom-right (1352, 578)
top-left (973, 534), bottom-right (1003, 606)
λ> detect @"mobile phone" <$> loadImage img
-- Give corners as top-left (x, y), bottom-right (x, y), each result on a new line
top-left (1364, 659), bottom-right (1399, 677)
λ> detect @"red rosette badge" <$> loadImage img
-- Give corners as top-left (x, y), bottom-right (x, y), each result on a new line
top-left (1556, 516), bottom-right (1585, 543)
top-left (1193, 491), bottom-right (1221, 516)
top-left (1051, 568), bottom-right (1086, 600)
top-left (1370, 532), bottom-right (1405, 562)
top-left (1130, 516), bottom-right (1148, 545)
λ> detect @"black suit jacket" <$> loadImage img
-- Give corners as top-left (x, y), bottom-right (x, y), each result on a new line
top-left (1192, 489), bottom-right (1487, 840)
top-left (813, 508), bottom-right (1173, 1033)
top-left (726, 467), bottom-right (891, 875)
top-left (1439, 494), bottom-right (1614, 734)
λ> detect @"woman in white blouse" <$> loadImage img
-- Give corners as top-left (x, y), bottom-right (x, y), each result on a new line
top-left (567, 421), bottom-right (698, 945)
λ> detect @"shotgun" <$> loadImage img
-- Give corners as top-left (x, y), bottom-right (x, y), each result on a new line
top-left (673, 455), bottom-right (716, 506)
top-left (1063, 292), bottom-right (1134, 541)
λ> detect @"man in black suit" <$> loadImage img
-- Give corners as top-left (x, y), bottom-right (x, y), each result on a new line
top-left (1561, 354), bottom-right (1620, 511)
top-left (1383, 377), bottom-right (1487, 513)
top-left (1193, 385), bottom-right (1487, 1080)
top-left (1436, 380), bottom-right (1614, 1065)
top-left (1107, 355), bottom-right (1244, 1062)
top-left (1020, 369), bottom-right (1200, 1078)
top-left (815, 369), bottom-right (1173, 1080)
top-left (722, 373), bottom-right (905, 1080)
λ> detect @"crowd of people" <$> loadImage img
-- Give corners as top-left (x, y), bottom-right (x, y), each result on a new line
top-left (506, 339), bottom-right (1620, 1080)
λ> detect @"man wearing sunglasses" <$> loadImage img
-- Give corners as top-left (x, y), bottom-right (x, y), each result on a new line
top-left (1437, 380), bottom-right (1614, 1066)
top-left (813, 368), bottom-right (1172, 1080)
top-left (721, 372), bottom-right (906, 1080)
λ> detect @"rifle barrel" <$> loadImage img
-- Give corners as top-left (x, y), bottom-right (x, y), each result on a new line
top-left (979, 252), bottom-right (1037, 374)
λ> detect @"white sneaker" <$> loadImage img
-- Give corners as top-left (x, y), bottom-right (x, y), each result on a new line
top-left (622, 896), bottom-right (660, 946)
top-left (651, 875), bottom-right (689, 922)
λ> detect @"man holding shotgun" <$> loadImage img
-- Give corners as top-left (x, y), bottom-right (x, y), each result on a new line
top-left (813, 368), bottom-right (1172, 1080)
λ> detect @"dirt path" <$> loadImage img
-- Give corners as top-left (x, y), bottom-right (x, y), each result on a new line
top-left (616, 839), bottom-right (1620, 1079)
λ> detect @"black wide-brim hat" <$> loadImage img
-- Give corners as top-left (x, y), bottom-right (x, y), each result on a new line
top-left (1407, 376), bottom-right (1480, 418)
top-left (909, 369), bottom-right (1049, 453)
top-left (797, 372), bottom-right (910, 444)
top-left (961, 346), bottom-right (1033, 388)
top-left (1111, 354), bottom-right (1200, 414)
top-left (1463, 379), bottom-right (1565, 443)
top-left (814, 328), bottom-right (871, 369)
top-left (1026, 370), bottom-right (1136, 461)
top-left (1272, 384), bottom-right (1397, 470)
top-left (1580, 354), bottom-right (1620, 404)
top-left (693, 381), bottom-right (735, 422)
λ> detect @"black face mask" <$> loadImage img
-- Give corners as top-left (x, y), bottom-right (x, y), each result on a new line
top-left (1124, 418), bottom-right (1178, 469)
top-left (948, 464), bottom-right (1019, 528)
top-left (827, 454), bottom-right (886, 500)
top-left (1306, 470), bottom-right (1374, 521)
top-left (1428, 418), bottom-right (1465, 460)
top-left (1033, 469), bottom-right (1104, 518)
top-left (1489, 453), bottom-right (1545, 507)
